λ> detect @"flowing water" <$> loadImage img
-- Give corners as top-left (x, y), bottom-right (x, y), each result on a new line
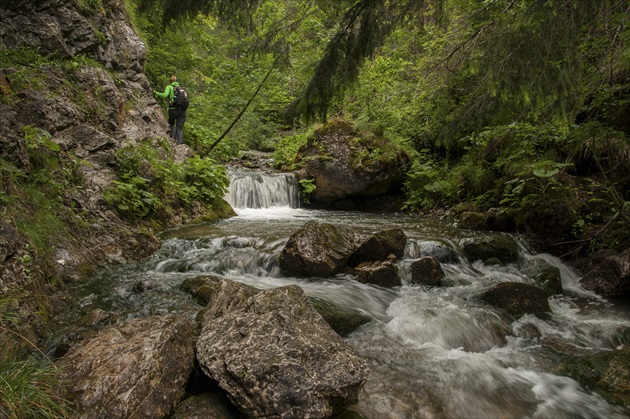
top-left (51, 169), bottom-right (630, 418)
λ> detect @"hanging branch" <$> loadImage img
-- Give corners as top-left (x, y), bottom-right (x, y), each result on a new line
top-left (207, 60), bottom-right (277, 153)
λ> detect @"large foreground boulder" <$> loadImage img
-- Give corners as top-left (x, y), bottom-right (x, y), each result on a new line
top-left (196, 279), bottom-right (370, 418)
top-left (59, 314), bottom-right (196, 419)
top-left (295, 118), bottom-right (409, 205)
top-left (279, 221), bottom-right (356, 277)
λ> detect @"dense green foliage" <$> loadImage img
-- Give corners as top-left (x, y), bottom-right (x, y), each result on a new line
top-left (134, 0), bottom-right (629, 252)
top-left (104, 141), bottom-right (229, 219)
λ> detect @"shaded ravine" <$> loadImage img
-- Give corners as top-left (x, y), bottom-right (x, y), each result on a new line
top-left (50, 169), bottom-right (630, 418)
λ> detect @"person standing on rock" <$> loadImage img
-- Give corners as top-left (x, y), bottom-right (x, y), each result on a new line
top-left (153, 75), bottom-right (187, 145)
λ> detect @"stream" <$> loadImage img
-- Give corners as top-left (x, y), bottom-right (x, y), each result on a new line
top-left (51, 168), bottom-right (630, 418)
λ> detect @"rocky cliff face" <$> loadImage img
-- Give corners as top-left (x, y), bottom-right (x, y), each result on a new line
top-left (1, 0), bottom-right (167, 188)
top-left (0, 0), bottom-right (182, 353)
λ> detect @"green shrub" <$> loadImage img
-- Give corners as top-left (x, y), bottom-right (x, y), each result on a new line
top-left (180, 156), bottom-right (229, 205)
top-left (104, 177), bottom-right (162, 218)
top-left (298, 178), bottom-right (316, 203)
top-left (403, 156), bottom-right (453, 211)
top-left (273, 133), bottom-right (309, 170)
top-left (105, 141), bottom-right (229, 217)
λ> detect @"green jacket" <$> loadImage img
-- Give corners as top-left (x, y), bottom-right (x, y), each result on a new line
top-left (154, 81), bottom-right (179, 108)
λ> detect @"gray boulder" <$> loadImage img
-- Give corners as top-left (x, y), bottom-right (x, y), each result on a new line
top-left (417, 240), bottom-right (459, 264)
top-left (349, 228), bottom-right (407, 266)
top-left (59, 314), bottom-right (196, 419)
top-left (196, 280), bottom-right (370, 418)
top-left (410, 257), bottom-right (445, 286)
top-left (279, 221), bottom-right (356, 277)
top-left (478, 282), bottom-right (550, 318)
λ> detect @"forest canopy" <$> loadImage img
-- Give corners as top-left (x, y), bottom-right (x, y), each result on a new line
top-left (133, 0), bottom-right (629, 252)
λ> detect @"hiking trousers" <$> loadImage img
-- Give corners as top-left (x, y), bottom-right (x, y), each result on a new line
top-left (168, 108), bottom-right (187, 145)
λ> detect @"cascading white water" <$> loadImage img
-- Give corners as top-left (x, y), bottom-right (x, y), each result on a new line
top-left (224, 167), bottom-right (300, 210)
top-left (55, 168), bottom-right (630, 418)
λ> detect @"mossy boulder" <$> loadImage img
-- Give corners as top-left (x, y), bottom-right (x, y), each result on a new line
top-left (295, 118), bottom-right (409, 205)
top-left (349, 228), bottom-right (407, 266)
top-left (460, 234), bottom-right (519, 264)
top-left (557, 347), bottom-right (630, 404)
top-left (478, 282), bottom-right (550, 318)
top-left (309, 297), bottom-right (372, 336)
top-left (279, 221), bottom-right (356, 277)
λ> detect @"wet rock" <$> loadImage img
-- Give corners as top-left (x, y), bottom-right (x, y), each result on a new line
top-left (309, 297), bottom-right (372, 336)
top-left (410, 257), bottom-right (445, 286)
top-left (458, 211), bottom-right (486, 230)
top-left (512, 322), bottom-right (542, 340)
top-left (181, 275), bottom-right (232, 306)
top-left (354, 261), bottom-right (401, 288)
top-left (478, 282), bottom-right (550, 318)
top-left (196, 280), bottom-right (370, 418)
top-left (580, 249), bottom-right (630, 297)
top-left (485, 207), bottom-right (517, 232)
top-left (171, 393), bottom-right (242, 419)
top-left (349, 228), bottom-right (407, 266)
top-left (417, 240), bottom-right (459, 264)
top-left (521, 257), bottom-right (563, 295)
top-left (279, 221), bottom-right (356, 277)
top-left (460, 234), bottom-right (519, 264)
top-left (295, 118), bottom-right (409, 205)
top-left (80, 308), bottom-right (114, 327)
top-left (557, 347), bottom-right (630, 402)
top-left (60, 314), bottom-right (196, 419)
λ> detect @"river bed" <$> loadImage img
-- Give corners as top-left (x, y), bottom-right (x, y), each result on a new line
top-left (49, 170), bottom-right (630, 418)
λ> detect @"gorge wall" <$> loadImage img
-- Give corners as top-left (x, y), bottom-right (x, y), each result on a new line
top-left (0, 0), bottom-right (188, 353)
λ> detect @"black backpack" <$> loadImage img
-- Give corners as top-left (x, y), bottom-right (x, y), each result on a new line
top-left (172, 85), bottom-right (189, 109)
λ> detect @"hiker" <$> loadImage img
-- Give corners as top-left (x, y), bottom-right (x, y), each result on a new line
top-left (153, 75), bottom-right (188, 145)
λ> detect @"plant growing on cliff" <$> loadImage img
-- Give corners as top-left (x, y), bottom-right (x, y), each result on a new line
top-left (298, 178), bottom-right (316, 204)
top-left (105, 141), bottom-right (229, 218)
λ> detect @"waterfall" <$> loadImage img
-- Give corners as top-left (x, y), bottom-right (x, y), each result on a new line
top-left (225, 167), bottom-right (301, 209)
